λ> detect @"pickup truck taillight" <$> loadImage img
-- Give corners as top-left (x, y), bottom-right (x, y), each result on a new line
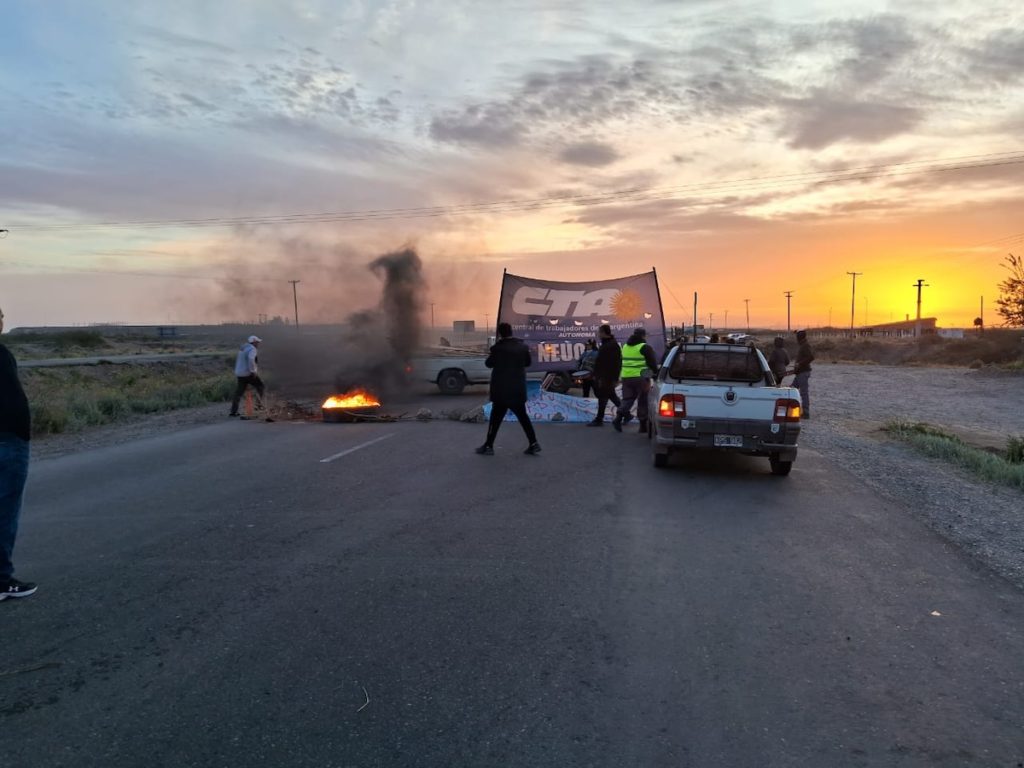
top-left (658, 394), bottom-right (686, 417)
top-left (773, 398), bottom-right (801, 422)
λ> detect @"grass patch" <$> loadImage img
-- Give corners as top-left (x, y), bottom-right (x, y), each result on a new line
top-left (23, 360), bottom-right (237, 437)
top-left (882, 420), bottom-right (1024, 491)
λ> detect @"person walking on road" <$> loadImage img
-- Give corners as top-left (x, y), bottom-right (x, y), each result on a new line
top-left (587, 324), bottom-right (622, 427)
top-left (230, 335), bottom-right (265, 418)
top-left (476, 322), bottom-right (541, 456)
top-left (790, 329), bottom-right (815, 418)
top-left (767, 336), bottom-right (790, 384)
top-left (613, 327), bottom-right (659, 433)
top-left (0, 306), bottom-right (37, 601)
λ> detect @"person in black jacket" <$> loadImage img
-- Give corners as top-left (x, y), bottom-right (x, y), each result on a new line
top-left (587, 324), bottom-right (622, 427)
top-left (476, 322), bottom-right (541, 456)
top-left (0, 307), bottom-right (36, 601)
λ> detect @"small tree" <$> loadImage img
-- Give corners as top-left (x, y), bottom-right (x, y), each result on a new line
top-left (973, 317), bottom-right (984, 333)
top-left (995, 253), bottom-right (1024, 327)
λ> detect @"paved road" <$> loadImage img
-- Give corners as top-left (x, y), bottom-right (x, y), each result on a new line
top-left (3, 414), bottom-right (1023, 767)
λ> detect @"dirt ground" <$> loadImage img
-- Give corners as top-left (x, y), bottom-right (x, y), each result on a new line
top-left (813, 363), bottom-right (1024, 449)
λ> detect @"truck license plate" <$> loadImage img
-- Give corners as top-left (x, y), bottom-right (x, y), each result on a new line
top-left (714, 434), bottom-right (743, 448)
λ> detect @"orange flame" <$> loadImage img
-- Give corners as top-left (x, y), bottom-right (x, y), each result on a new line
top-left (322, 390), bottom-right (381, 409)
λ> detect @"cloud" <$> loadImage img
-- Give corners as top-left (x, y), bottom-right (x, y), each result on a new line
top-left (782, 96), bottom-right (923, 149)
top-left (558, 141), bottom-right (620, 167)
top-left (967, 28), bottom-right (1024, 85)
top-left (428, 55), bottom-right (684, 148)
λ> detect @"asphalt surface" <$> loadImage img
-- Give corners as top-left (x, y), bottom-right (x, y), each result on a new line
top-left (2, 403), bottom-right (1023, 767)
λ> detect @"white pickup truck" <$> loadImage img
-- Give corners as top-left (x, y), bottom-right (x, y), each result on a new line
top-left (647, 343), bottom-right (802, 475)
top-left (411, 347), bottom-right (573, 395)
top-left (411, 348), bottom-right (491, 394)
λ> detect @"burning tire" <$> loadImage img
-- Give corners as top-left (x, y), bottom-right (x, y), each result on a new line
top-left (437, 369), bottom-right (466, 395)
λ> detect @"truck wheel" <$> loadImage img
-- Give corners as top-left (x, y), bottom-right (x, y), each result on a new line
top-left (437, 369), bottom-right (466, 395)
top-left (769, 453), bottom-right (793, 476)
top-left (547, 372), bottom-right (572, 394)
top-left (653, 450), bottom-right (669, 468)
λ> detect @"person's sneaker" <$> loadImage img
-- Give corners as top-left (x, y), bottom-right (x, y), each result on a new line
top-left (524, 443), bottom-right (542, 455)
top-left (475, 445), bottom-right (494, 455)
top-left (228, 412), bottom-right (239, 417)
top-left (0, 579), bottom-right (37, 601)
top-left (612, 416), bottom-right (622, 432)
top-left (586, 419), bottom-right (603, 427)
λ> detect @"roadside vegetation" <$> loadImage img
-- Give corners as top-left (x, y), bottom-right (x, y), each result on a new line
top-left (4, 330), bottom-right (226, 360)
top-left (808, 330), bottom-right (1024, 368)
top-left (882, 420), bottom-right (1024, 491)
top-left (22, 359), bottom-right (236, 437)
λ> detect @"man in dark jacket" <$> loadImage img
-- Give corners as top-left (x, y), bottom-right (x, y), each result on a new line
top-left (792, 329), bottom-right (814, 418)
top-left (767, 336), bottom-right (789, 384)
top-left (587, 324), bottom-right (622, 427)
top-left (0, 307), bottom-right (36, 601)
top-left (476, 322), bottom-right (541, 456)
top-left (613, 327), bottom-right (659, 433)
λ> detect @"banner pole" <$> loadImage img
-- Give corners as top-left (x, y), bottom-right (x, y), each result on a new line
top-left (652, 267), bottom-right (668, 358)
top-left (493, 268), bottom-right (508, 344)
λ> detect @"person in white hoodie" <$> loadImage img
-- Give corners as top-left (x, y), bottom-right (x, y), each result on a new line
top-left (229, 335), bottom-right (265, 417)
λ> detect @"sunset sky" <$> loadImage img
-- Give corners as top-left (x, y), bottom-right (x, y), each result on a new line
top-left (1, 0), bottom-right (1022, 330)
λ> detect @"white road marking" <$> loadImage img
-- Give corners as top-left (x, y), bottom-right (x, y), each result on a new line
top-left (319, 433), bottom-right (395, 464)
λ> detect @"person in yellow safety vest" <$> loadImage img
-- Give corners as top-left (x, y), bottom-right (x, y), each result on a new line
top-left (612, 327), bottom-right (659, 433)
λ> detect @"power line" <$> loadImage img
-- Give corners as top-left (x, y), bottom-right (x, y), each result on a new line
top-left (5, 150), bottom-right (1023, 233)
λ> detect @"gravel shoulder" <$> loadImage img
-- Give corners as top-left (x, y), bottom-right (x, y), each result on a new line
top-left (29, 363), bottom-right (1024, 590)
top-left (802, 363), bottom-right (1024, 590)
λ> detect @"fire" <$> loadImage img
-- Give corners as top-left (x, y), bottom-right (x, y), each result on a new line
top-left (322, 390), bottom-right (381, 409)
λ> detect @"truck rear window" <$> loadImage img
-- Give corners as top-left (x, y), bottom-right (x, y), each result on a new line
top-left (668, 349), bottom-right (763, 383)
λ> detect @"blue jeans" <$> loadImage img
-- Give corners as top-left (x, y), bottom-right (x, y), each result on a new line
top-left (0, 434), bottom-right (30, 582)
top-left (793, 372), bottom-right (811, 416)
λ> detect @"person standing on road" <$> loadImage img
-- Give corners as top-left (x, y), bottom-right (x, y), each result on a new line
top-left (0, 306), bottom-right (37, 601)
top-left (587, 324), bottom-right (622, 427)
top-left (576, 340), bottom-right (599, 398)
top-left (476, 322), bottom-right (541, 456)
top-left (613, 327), bottom-right (659, 433)
top-left (767, 336), bottom-right (790, 384)
top-left (230, 335), bottom-right (265, 418)
top-left (790, 329), bottom-right (815, 418)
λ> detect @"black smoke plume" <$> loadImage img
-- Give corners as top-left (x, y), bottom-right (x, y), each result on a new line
top-left (256, 246), bottom-right (425, 402)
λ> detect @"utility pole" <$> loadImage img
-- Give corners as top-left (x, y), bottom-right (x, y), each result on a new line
top-left (723, 309), bottom-right (728, 331)
top-left (692, 292), bottom-right (698, 338)
top-left (709, 312), bottom-right (714, 331)
top-left (288, 280), bottom-right (301, 328)
top-left (484, 314), bottom-right (489, 336)
top-left (846, 271), bottom-right (862, 334)
top-left (430, 302), bottom-right (435, 330)
top-left (784, 291), bottom-right (793, 331)
top-left (744, 298), bottom-right (750, 332)
top-left (912, 278), bottom-right (928, 337)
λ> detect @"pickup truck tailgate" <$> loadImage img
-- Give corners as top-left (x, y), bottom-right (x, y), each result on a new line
top-left (658, 384), bottom-right (800, 452)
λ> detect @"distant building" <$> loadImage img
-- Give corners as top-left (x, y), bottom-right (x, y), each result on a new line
top-left (856, 318), bottom-right (938, 337)
top-left (452, 320), bottom-right (476, 334)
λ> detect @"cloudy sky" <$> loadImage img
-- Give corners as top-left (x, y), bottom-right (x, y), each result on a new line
top-left (1, 0), bottom-right (1022, 329)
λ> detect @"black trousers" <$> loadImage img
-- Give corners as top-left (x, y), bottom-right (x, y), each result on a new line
top-left (231, 374), bottom-right (265, 414)
top-left (485, 400), bottom-right (537, 446)
top-left (594, 380), bottom-right (621, 420)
